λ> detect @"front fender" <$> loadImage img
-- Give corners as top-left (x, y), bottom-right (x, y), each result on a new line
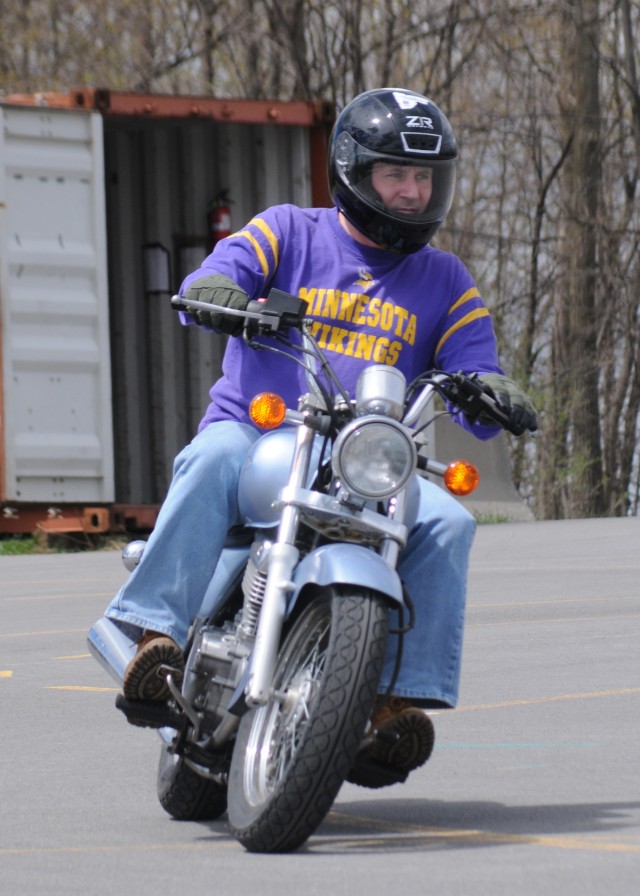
top-left (288, 543), bottom-right (403, 615)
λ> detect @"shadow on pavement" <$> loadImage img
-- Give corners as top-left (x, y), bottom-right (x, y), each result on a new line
top-left (302, 797), bottom-right (640, 853)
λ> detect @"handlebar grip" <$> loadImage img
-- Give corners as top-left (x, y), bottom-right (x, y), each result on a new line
top-left (484, 403), bottom-right (521, 436)
top-left (171, 295), bottom-right (190, 313)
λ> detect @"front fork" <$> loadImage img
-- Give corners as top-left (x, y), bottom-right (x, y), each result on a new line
top-left (245, 422), bottom-right (315, 705)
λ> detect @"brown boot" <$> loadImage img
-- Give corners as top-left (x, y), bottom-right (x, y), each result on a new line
top-left (123, 631), bottom-right (184, 702)
top-left (347, 696), bottom-right (435, 788)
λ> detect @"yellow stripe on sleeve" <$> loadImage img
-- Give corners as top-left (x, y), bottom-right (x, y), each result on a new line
top-left (234, 229), bottom-right (271, 278)
top-left (448, 286), bottom-right (481, 315)
top-left (230, 217), bottom-right (279, 279)
top-left (435, 307), bottom-right (491, 357)
top-left (249, 217), bottom-right (280, 268)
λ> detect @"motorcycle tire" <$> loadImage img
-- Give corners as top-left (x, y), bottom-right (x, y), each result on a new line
top-left (157, 743), bottom-right (227, 821)
top-left (227, 586), bottom-right (389, 853)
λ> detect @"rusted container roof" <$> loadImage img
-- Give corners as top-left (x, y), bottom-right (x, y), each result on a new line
top-left (1, 88), bottom-right (335, 128)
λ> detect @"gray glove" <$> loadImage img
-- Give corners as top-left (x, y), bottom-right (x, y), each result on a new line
top-left (184, 274), bottom-right (249, 336)
top-left (477, 373), bottom-right (538, 435)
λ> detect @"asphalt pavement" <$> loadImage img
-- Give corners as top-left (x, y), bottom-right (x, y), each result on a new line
top-left (1, 517), bottom-right (638, 894)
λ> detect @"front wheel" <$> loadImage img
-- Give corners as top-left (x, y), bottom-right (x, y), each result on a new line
top-left (227, 587), bottom-right (389, 852)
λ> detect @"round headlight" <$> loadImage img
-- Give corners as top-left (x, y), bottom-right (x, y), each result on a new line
top-left (332, 418), bottom-right (416, 500)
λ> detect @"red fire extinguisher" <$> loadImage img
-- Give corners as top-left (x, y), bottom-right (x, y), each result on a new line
top-left (209, 190), bottom-right (232, 249)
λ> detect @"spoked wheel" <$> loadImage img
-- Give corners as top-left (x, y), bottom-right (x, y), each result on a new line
top-left (227, 587), bottom-right (389, 853)
top-left (157, 743), bottom-right (227, 821)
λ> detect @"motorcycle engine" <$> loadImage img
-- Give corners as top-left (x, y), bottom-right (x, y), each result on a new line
top-left (180, 537), bottom-right (272, 731)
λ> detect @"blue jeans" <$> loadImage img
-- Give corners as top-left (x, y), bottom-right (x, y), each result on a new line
top-left (105, 421), bottom-right (476, 708)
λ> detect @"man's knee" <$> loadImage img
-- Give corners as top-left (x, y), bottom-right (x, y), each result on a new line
top-left (173, 422), bottom-right (255, 481)
top-left (447, 499), bottom-right (476, 539)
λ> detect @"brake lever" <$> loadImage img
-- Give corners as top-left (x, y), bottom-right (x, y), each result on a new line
top-left (171, 294), bottom-right (269, 323)
top-left (171, 290), bottom-right (306, 335)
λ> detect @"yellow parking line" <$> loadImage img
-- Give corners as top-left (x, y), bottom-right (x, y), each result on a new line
top-left (1, 592), bottom-right (111, 602)
top-left (0, 577), bottom-right (120, 587)
top-left (469, 612), bottom-right (640, 627)
top-left (0, 841), bottom-right (228, 857)
top-left (1, 820), bottom-right (637, 858)
top-left (0, 628), bottom-right (87, 638)
top-left (46, 685), bottom-right (119, 692)
top-left (455, 687), bottom-right (640, 713)
top-left (471, 563), bottom-right (640, 574)
top-left (0, 670), bottom-right (13, 678)
top-left (470, 595), bottom-right (639, 608)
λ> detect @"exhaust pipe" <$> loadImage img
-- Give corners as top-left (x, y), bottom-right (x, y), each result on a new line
top-left (87, 541), bottom-right (147, 685)
top-left (87, 617), bottom-right (137, 686)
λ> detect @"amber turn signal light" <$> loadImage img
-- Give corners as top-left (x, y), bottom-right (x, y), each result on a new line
top-left (443, 460), bottom-right (480, 496)
top-left (249, 392), bottom-right (287, 429)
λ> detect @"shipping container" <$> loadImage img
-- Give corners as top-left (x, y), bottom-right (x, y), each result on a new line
top-left (0, 89), bottom-right (529, 534)
top-left (0, 89), bottom-right (334, 533)
top-left (0, 100), bottom-right (114, 521)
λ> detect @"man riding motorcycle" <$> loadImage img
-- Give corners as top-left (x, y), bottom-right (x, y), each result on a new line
top-left (101, 87), bottom-right (537, 781)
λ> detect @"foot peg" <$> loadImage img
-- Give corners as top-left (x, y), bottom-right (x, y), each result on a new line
top-left (346, 754), bottom-right (409, 789)
top-left (115, 693), bottom-right (183, 729)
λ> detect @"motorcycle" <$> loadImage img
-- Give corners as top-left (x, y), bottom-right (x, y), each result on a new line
top-left (88, 288), bottom-right (522, 853)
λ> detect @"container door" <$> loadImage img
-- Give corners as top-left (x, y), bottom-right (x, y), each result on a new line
top-left (0, 105), bottom-right (114, 503)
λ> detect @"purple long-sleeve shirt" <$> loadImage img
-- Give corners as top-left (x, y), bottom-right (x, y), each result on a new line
top-left (180, 205), bottom-right (503, 437)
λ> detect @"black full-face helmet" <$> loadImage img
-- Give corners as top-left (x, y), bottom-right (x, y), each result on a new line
top-left (329, 88), bottom-right (458, 253)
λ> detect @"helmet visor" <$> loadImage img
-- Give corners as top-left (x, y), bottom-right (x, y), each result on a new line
top-left (356, 154), bottom-right (456, 226)
top-left (334, 133), bottom-right (456, 227)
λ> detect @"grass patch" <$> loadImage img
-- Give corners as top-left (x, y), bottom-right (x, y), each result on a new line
top-left (0, 533), bottom-right (129, 555)
top-left (0, 536), bottom-right (44, 555)
top-left (473, 512), bottom-right (513, 525)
